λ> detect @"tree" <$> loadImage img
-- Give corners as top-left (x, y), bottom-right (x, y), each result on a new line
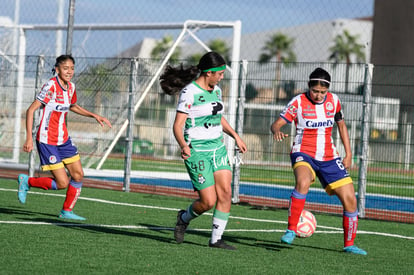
top-left (151, 35), bottom-right (181, 62)
top-left (259, 32), bottom-right (296, 101)
top-left (329, 29), bottom-right (366, 93)
top-left (187, 39), bottom-right (231, 64)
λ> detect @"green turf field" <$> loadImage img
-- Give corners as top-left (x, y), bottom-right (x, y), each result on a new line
top-left (1, 179), bottom-right (413, 274)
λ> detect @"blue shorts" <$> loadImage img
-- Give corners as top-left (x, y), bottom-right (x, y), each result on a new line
top-left (36, 137), bottom-right (80, 171)
top-left (290, 152), bottom-right (353, 195)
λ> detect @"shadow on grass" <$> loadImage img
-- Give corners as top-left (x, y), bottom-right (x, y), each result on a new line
top-left (3, 206), bottom-right (337, 253)
top-left (0, 206), bottom-right (58, 218)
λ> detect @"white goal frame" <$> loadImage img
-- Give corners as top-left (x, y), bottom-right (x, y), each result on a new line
top-left (7, 20), bottom-right (241, 166)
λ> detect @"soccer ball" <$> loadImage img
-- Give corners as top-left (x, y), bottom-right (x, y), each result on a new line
top-left (296, 210), bottom-right (317, 238)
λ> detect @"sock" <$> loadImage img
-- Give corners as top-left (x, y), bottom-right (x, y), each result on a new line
top-left (287, 189), bottom-right (307, 232)
top-left (62, 181), bottom-right (82, 211)
top-left (28, 177), bottom-right (57, 190)
top-left (211, 209), bottom-right (230, 244)
top-left (343, 210), bottom-right (358, 247)
top-left (180, 204), bottom-right (199, 223)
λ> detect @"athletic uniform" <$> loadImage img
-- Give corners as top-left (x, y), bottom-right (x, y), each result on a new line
top-left (176, 81), bottom-right (231, 190)
top-left (280, 90), bottom-right (351, 194)
top-left (280, 90), bottom-right (361, 252)
top-left (17, 76), bottom-right (83, 218)
top-left (36, 76), bottom-right (80, 170)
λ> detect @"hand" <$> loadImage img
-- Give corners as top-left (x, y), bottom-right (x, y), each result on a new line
top-left (342, 155), bottom-right (352, 170)
top-left (95, 115), bottom-right (112, 128)
top-left (273, 131), bottom-right (289, 142)
top-left (23, 139), bottom-right (33, 153)
top-left (181, 145), bottom-right (191, 160)
top-left (235, 137), bottom-right (247, 153)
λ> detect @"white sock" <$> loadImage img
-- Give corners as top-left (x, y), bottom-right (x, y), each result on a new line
top-left (211, 210), bottom-right (230, 243)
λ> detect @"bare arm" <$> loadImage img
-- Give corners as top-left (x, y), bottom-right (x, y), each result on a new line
top-left (221, 117), bottom-right (247, 153)
top-left (337, 119), bottom-right (352, 169)
top-left (70, 104), bottom-right (112, 128)
top-left (173, 111), bottom-right (191, 160)
top-left (23, 100), bottom-right (43, 153)
top-left (271, 117), bottom-right (289, 142)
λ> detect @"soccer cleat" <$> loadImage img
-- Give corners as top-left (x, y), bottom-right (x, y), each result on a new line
top-left (208, 239), bottom-right (236, 250)
top-left (58, 210), bottom-right (86, 221)
top-left (174, 210), bottom-right (188, 243)
top-left (343, 245), bottom-right (367, 255)
top-left (281, 229), bottom-right (296, 244)
top-left (17, 174), bottom-right (30, 204)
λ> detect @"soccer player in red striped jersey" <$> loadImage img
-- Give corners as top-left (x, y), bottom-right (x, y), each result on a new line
top-left (17, 55), bottom-right (112, 220)
top-left (271, 67), bottom-right (367, 255)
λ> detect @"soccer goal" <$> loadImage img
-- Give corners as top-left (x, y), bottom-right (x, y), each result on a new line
top-left (2, 20), bottom-right (242, 193)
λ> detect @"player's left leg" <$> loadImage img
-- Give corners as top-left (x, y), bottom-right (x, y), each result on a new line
top-left (58, 159), bottom-right (85, 220)
top-left (335, 184), bottom-right (367, 255)
top-left (209, 169), bottom-right (235, 250)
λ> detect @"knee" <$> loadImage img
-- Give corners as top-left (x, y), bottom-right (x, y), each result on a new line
top-left (199, 197), bottom-right (217, 211)
top-left (343, 194), bottom-right (357, 212)
top-left (55, 178), bottom-right (70, 189)
top-left (70, 170), bottom-right (84, 182)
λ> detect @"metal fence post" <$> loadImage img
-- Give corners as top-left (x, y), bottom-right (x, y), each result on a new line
top-left (123, 58), bottom-right (138, 192)
top-left (357, 63), bottom-right (374, 218)
top-left (28, 55), bottom-right (44, 176)
top-left (232, 60), bottom-right (248, 203)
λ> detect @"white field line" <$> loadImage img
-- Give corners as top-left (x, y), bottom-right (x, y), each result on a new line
top-left (1, 188), bottom-right (413, 240)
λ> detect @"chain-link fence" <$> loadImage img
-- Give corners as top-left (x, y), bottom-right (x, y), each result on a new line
top-left (0, 54), bottom-right (413, 223)
top-left (1, 0), bottom-right (413, 223)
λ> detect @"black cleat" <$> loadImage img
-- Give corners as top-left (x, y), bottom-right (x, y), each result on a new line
top-left (174, 210), bottom-right (188, 243)
top-left (208, 239), bottom-right (236, 250)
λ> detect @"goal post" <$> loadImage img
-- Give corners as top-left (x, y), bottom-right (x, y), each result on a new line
top-left (79, 19), bottom-right (242, 170)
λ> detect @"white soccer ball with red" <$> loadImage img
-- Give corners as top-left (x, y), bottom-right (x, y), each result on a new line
top-left (296, 210), bottom-right (317, 238)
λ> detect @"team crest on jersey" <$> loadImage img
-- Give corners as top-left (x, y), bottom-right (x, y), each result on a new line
top-left (198, 174), bottom-right (206, 184)
top-left (215, 90), bottom-right (221, 100)
top-left (185, 103), bottom-right (192, 110)
top-left (295, 156), bottom-right (304, 163)
top-left (325, 102), bottom-right (334, 111)
top-left (288, 105), bottom-right (297, 113)
top-left (49, 155), bottom-right (57, 164)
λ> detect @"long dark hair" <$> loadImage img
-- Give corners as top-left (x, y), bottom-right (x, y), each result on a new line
top-left (52, 54), bottom-right (75, 75)
top-left (159, 51), bottom-right (226, 95)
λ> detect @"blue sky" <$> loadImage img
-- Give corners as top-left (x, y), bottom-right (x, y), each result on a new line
top-left (1, 0), bottom-right (374, 57)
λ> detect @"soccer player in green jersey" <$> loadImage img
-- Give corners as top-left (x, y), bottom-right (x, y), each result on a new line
top-left (160, 52), bottom-right (247, 250)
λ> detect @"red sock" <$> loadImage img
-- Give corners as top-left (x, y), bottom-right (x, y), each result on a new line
top-left (287, 192), bottom-right (306, 232)
top-left (343, 211), bottom-right (358, 247)
top-left (62, 184), bottom-right (81, 211)
top-left (28, 177), bottom-right (53, 190)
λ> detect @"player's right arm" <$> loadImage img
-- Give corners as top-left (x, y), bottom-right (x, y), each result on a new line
top-left (271, 97), bottom-right (298, 142)
top-left (23, 100), bottom-right (42, 153)
top-left (173, 111), bottom-right (190, 160)
top-left (271, 117), bottom-right (288, 142)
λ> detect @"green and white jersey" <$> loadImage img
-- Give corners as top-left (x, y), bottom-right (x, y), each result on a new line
top-left (176, 81), bottom-right (225, 151)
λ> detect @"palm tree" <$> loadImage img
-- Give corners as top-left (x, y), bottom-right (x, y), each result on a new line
top-left (187, 38), bottom-right (231, 64)
top-left (329, 30), bottom-right (365, 93)
top-left (151, 35), bottom-right (181, 63)
top-left (259, 32), bottom-right (296, 101)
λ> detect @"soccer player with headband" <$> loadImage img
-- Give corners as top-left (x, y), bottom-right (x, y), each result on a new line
top-left (18, 55), bottom-right (112, 220)
top-left (271, 67), bottom-right (367, 255)
top-left (160, 51), bottom-right (247, 250)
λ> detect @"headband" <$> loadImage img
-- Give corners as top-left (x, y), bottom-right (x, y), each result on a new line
top-left (202, 64), bottom-right (226, 72)
top-left (309, 78), bottom-right (331, 84)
